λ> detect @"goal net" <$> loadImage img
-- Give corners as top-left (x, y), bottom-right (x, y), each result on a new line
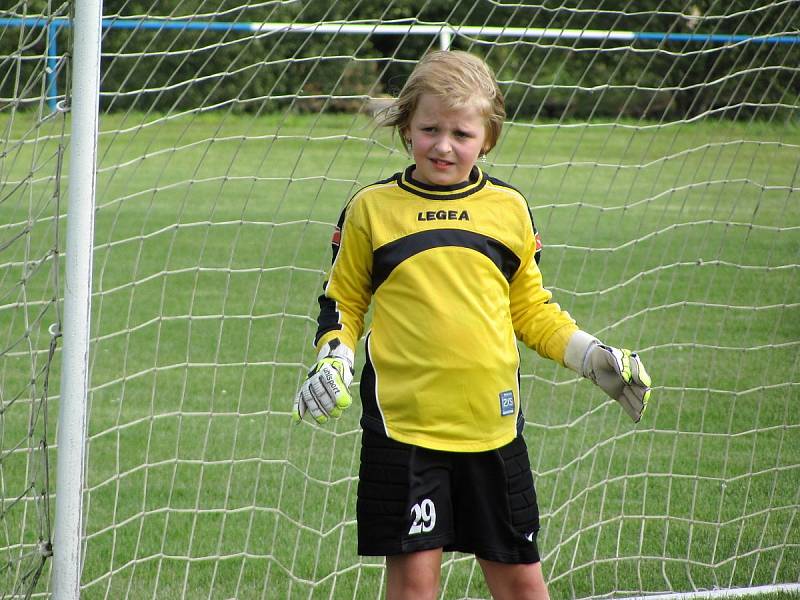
top-left (1, 1), bottom-right (798, 598)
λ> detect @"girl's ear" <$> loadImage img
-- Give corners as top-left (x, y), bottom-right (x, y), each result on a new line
top-left (401, 128), bottom-right (412, 151)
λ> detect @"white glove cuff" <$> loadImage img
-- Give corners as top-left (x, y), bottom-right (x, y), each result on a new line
top-left (564, 330), bottom-right (600, 376)
top-left (316, 338), bottom-right (355, 370)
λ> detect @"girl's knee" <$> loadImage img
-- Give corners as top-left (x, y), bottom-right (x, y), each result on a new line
top-left (386, 550), bottom-right (442, 600)
top-left (478, 559), bottom-right (550, 600)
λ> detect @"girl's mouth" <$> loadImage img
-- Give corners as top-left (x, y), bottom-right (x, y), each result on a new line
top-left (430, 158), bottom-right (453, 169)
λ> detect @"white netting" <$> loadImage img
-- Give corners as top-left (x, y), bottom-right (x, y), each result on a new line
top-left (1, 1), bottom-right (798, 598)
top-left (0, 3), bottom-right (68, 594)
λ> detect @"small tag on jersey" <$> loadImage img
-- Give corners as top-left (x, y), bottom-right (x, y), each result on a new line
top-left (499, 390), bottom-right (515, 416)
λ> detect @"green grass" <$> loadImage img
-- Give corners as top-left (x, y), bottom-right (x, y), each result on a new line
top-left (2, 111), bottom-right (799, 599)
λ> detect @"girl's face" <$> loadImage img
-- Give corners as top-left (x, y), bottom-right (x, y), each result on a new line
top-left (404, 93), bottom-right (488, 187)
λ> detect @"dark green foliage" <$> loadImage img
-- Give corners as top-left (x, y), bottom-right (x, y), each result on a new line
top-left (3, 1), bottom-right (798, 119)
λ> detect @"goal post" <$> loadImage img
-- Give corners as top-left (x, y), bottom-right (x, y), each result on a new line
top-left (51, 0), bottom-right (103, 599)
top-left (1, 2), bottom-right (798, 599)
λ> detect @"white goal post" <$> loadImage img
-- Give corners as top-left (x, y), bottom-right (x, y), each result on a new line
top-left (1, 2), bottom-right (798, 599)
top-left (51, 1), bottom-right (102, 599)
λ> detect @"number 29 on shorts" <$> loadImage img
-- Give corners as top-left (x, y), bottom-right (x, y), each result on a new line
top-left (408, 498), bottom-right (436, 535)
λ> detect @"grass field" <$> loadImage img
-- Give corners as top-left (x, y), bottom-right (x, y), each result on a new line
top-left (2, 111), bottom-right (799, 599)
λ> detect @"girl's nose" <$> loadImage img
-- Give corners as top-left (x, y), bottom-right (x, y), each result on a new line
top-left (434, 135), bottom-right (451, 153)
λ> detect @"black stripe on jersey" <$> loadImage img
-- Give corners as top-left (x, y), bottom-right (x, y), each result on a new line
top-left (315, 285), bottom-right (343, 345)
top-left (528, 208), bottom-right (542, 265)
top-left (359, 333), bottom-right (387, 436)
top-left (315, 206), bottom-right (351, 345)
top-left (371, 229), bottom-right (520, 292)
top-left (398, 165), bottom-right (487, 200)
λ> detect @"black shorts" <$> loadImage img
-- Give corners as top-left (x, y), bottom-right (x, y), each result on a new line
top-left (356, 429), bottom-right (541, 564)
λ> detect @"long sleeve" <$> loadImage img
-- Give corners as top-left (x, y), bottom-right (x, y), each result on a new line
top-left (509, 211), bottom-right (578, 365)
top-left (315, 197), bottom-right (373, 352)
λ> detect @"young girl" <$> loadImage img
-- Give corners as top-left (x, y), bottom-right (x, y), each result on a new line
top-left (293, 50), bottom-right (651, 600)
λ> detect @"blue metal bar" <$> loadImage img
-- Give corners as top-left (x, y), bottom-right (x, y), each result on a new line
top-left (0, 17), bottom-right (60, 27)
top-left (46, 22), bottom-right (58, 112)
top-left (635, 31), bottom-right (800, 44)
top-left (100, 17), bottom-right (251, 32)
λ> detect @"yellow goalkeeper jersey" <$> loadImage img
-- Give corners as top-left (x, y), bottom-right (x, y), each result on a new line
top-left (315, 166), bottom-right (578, 452)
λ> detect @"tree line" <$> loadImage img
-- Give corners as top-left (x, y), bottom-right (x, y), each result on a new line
top-left (2, 0), bottom-right (797, 121)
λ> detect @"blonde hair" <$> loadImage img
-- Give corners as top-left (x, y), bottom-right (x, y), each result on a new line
top-left (378, 50), bottom-right (505, 155)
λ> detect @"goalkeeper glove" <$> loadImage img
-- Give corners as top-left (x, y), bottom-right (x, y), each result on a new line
top-left (293, 338), bottom-right (355, 424)
top-left (565, 331), bottom-right (652, 422)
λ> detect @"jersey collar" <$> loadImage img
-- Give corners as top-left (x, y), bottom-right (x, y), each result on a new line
top-left (397, 165), bottom-right (487, 200)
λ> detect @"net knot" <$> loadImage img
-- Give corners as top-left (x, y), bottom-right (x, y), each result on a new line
top-left (37, 539), bottom-right (53, 558)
